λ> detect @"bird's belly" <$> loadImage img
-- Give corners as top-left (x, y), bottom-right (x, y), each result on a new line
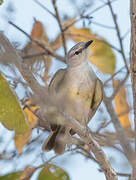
top-left (61, 86), bottom-right (93, 125)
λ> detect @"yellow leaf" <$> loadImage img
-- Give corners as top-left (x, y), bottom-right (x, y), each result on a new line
top-left (14, 130), bottom-right (32, 154)
top-left (15, 99), bottom-right (40, 154)
top-left (0, 73), bottom-right (29, 134)
top-left (23, 100), bottom-right (38, 128)
top-left (90, 39), bottom-right (116, 74)
top-left (113, 79), bottom-right (131, 128)
top-left (68, 26), bottom-right (97, 42)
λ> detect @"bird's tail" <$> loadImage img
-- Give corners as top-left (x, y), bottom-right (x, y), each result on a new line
top-left (42, 126), bottom-right (67, 154)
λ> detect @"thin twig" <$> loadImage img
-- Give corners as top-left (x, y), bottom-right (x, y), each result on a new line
top-left (33, 0), bottom-right (56, 18)
top-left (103, 91), bottom-right (135, 166)
top-left (87, 0), bottom-right (117, 17)
top-left (99, 169), bottom-right (130, 177)
top-left (52, 0), bottom-right (67, 56)
top-left (106, 0), bottom-right (130, 101)
top-left (108, 71), bottom-right (129, 100)
top-left (91, 21), bottom-right (115, 29)
top-left (22, 51), bottom-right (48, 60)
top-left (9, 21), bottom-right (65, 63)
top-left (63, 0), bottom-right (117, 32)
top-left (121, 28), bottom-right (130, 40)
top-left (107, 0), bottom-right (129, 71)
top-left (104, 66), bottom-right (126, 86)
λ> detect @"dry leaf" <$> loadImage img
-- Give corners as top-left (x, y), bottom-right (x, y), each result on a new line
top-left (24, 100), bottom-right (38, 128)
top-left (23, 20), bottom-right (53, 83)
top-left (14, 130), bottom-right (32, 154)
top-left (14, 100), bottom-right (40, 154)
top-left (20, 166), bottom-right (37, 180)
top-left (113, 79), bottom-right (131, 128)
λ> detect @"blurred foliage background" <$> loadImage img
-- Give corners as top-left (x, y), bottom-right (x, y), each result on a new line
top-left (0, 0), bottom-right (132, 179)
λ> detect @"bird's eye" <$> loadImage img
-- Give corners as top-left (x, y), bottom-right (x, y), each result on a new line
top-left (75, 51), bottom-right (79, 55)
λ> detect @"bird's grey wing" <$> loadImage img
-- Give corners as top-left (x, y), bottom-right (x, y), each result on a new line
top-left (49, 68), bottom-right (66, 92)
top-left (48, 68), bottom-right (66, 130)
top-left (88, 78), bottom-right (103, 121)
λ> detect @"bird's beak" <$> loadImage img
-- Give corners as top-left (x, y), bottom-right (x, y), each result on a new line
top-left (85, 40), bottom-right (93, 48)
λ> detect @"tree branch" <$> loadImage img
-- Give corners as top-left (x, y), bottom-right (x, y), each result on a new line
top-left (103, 91), bottom-right (135, 167)
top-left (9, 21), bottom-right (65, 63)
top-left (107, 0), bottom-right (129, 72)
top-left (130, 0), bottom-right (136, 179)
top-left (52, 0), bottom-right (67, 56)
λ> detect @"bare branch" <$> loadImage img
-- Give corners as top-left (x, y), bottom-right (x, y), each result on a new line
top-left (130, 0), bottom-right (136, 179)
top-left (107, 0), bottom-right (129, 72)
top-left (87, 0), bottom-right (117, 16)
top-left (63, 0), bottom-right (117, 32)
top-left (103, 92), bottom-right (135, 166)
top-left (52, 0), bottom-right (67, 56)
top-left (63, 113), bottom-right (118, 180)
top-left (109, 70), bottom-right (129, 100)
top-left (33, 0), bottom-right (56, 18)
top-left (22, 51), bottom-right (48, 60)
top-left (104, 66), bottom-right (126, 86)
top-left (91, 21), bottom-right (115, 30)
top-left (9, 21), bottom-right (65, 63)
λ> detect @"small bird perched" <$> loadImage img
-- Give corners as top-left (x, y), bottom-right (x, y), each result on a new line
top-left (42, 40), bottom-right (103, 154)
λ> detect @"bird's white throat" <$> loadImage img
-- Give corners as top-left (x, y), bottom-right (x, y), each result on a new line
top-left (67, 60), bottom-right (96, 82)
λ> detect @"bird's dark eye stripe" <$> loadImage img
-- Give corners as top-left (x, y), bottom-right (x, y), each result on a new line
top-left (75, 50), bottom-right (82, 55)
top-left (75, 51), bottom-right (79, 55)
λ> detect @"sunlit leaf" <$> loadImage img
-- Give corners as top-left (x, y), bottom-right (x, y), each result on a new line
top-left (68, 26), bottom-right (97, 42)
top-left (38, 164), bottom-right (70, 180)
top-left (14, 130), bottom-right (32, 154)
top-left (113, 79), bottom-right (131, 128)
top-left (0, 172), bottom-right (21, 180)
top-left (90, 39), bottom-right (116, 74)
top-left (14, 99), bottom-right (40, 154)
top-left (0, 73), bottom-right (29, 134)
top-left (23, 99), bottom-right (38, 128)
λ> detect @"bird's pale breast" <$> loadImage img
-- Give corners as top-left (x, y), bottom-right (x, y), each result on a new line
top-left (57, 65), bottom-right (96, 125)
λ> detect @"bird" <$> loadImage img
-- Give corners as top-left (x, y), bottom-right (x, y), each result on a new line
top-left (42, 40), bottom-right (103, 154)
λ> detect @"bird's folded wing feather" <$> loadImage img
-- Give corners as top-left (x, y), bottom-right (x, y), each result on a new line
top-left (88, 79), bottom-right (103, 121)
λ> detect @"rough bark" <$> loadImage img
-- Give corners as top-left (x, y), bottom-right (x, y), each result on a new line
top-left (130, 0), bottom-right (136, 179)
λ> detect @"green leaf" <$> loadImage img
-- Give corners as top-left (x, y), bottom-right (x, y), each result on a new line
top-left (0, 172), bottom-right (21, 180)
top-left (38, 164), bottom-right (70, 180)
top-left (0, 72), bottom-right (29, 134)
top-left (0, 0), bottom-right (3, 5)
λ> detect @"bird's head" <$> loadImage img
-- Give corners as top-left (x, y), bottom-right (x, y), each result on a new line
top-left (66, 40), bottom-right (93, 67)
